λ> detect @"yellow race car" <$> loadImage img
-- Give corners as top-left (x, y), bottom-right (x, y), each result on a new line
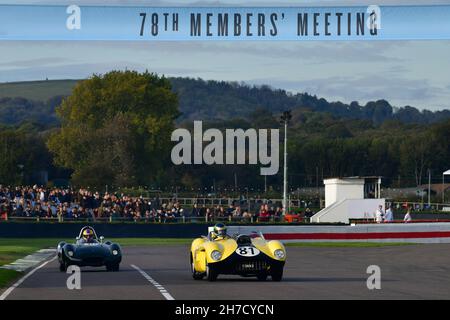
top-left (190, 224), bottom-right (286, 281)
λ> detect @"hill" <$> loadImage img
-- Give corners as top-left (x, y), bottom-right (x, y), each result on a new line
top-left (1, 72), bottom-right (449, 189)
top-left (0, 79), bottom-right (78, 101)
top-left (0, 77), bottom-right (449, 127)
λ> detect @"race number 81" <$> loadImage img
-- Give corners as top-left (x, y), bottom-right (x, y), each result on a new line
top-left (236, 246), bottom-right (260, 257)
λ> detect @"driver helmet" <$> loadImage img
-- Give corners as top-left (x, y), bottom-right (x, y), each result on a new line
top-left (212, 223), bottom-right (227, 238)
top-left (82, 228), bottom-right (94, 241)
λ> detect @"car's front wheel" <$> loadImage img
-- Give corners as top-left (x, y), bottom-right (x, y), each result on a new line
top-left (106, 263), bottom-right (120, 272)
top-left (257, 273), bottom-right (268, 281)
top-left (191, 255), bottom-right (205, 280)
top-left (271, 268), bottom-right (283, 281)
top-left (206, 264), bottom-right (218, 281)
top-left (192, 263), bottom-right (204, 280)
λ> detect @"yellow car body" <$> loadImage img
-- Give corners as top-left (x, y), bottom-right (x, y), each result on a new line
top-left (190, 231), bottom-right (286, 281)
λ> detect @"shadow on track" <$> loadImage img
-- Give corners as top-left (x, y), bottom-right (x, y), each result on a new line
top-left (198, 277), bottom-right (397, 283)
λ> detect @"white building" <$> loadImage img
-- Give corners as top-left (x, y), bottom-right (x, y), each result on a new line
top-left (311, 176), bottom-right (384, 224)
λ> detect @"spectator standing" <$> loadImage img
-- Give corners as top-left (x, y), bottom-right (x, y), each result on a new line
top-left (226, 205), bottom-right (234, 217)
top-left (232, 206), bottom-right (242, 219)
top-left (258, 204), bottom-right (270, 222)
top-left (404, 208), bottom-right (412, 223)
top-left (375, 205), bottom-right (384, 223)
top-left (242, 210), bottom-right (252, 222)
top-left (205, 208), bottom-right (213, 221)
top-left (199, 205), bottom-right (206, 218)
top-left (384, 205), bottom-right (394, 223)
top-left (191, 203), bottom-right (201, 218)
top-left (274, 207), bottom-right (283, 219)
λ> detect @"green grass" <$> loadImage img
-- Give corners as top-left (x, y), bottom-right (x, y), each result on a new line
top-left (285, 242), bottom-right (414, 247)
top-left (0, 269), bottom-right (21, 288)
top-left (0, 79), bottom-right (78, 101)
top-left (0, 238), bottom-right (62, 289)
top-left (0, 239), bottom-right (59, 265)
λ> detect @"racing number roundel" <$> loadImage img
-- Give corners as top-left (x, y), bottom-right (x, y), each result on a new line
top-left (235, 246), bottom-right (260, 257)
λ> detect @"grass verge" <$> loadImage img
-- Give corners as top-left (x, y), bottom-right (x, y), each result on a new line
top-left (0, 238), bottom-right (61, 289)
top-left (0, 269), bottom-right (21, 289)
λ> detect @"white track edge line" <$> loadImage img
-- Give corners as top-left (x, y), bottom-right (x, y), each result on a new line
top-left (0, 256), bottom-right (57, 300)
top-left (130, 264), bottom-right (175, 300)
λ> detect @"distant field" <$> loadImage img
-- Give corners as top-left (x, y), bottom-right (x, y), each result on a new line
top-left (0, 79), bottom-right (79, 101)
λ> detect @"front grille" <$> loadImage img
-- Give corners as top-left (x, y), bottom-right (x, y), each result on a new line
top-left (83, 257), bottom-right (104, 264)
top-left (235, 260), bottom-right (268, 272)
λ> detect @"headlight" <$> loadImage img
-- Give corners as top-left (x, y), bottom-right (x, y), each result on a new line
top-left (211, 250), bottom-right (222, 261)
top-left (274, 249), bottom-right (285, 259)
top-left (112, 249), bottom-right (119, 255)
top-left (67, 250), bottom-right (74, 257)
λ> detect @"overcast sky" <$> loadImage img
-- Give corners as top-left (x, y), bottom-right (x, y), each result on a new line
top-left (0, 0), bottom-right (449, 111)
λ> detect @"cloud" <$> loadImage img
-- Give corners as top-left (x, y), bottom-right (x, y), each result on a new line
top-left (0, 57), bottom-right (70, 69)
top-left (247, 74), bottom-right (450, 111)
top-left (72, 41), bottom-right (402, 65)
top-left (0, 60), bottom-right (211, 82)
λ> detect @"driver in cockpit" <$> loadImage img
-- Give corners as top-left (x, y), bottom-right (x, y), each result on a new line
top-left (80, 228), bottom-right (96, 243)
top-left (210, 223), bottom-right (229, 241)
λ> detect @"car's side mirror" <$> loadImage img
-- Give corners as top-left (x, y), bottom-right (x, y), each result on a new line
top-left (76, 236), bottom-right (80, 241)
top-left (99, 236), bottom-right (104, 242)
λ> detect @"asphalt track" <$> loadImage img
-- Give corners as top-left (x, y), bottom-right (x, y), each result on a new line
top-left (3, 244), bottom-right (450, 300)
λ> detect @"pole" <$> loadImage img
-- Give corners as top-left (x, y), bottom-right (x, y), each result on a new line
top-left (443, 174), bottom-right (445, 204)
top-left (288, 194), bottom-right (291, 213)
top-left (421, 189), bottom-right (424, 209)
top-left (316, 166), bottom-right (319, 196)
top-left (283, 120), bottom-right (288, 215)
top-left (264, 175), bottom-right (267, 193)
top-left (428, 169), bottom-right (431, 206)
top-left (320, 167), bottom-right (324, 209)
top-left (378, 178), bottom-right (381, 199)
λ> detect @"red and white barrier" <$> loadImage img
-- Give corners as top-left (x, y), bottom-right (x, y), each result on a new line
top-left (228, 223), bottom-right (450, 243)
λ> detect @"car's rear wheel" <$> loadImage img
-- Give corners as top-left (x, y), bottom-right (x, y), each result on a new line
top-left (206, 264), bottom-right (218, 281)
top-left (271, 268), bottom-right (283, 281)
top-left (59, 261), bottom-right (68, 272)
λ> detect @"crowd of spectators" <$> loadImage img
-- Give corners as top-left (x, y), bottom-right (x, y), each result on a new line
top-left (0, 185), bottom-right (310, 223)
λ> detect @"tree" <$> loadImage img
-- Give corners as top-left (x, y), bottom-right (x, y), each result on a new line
top-left (399, 132), bottom-right (432, 186)
top-left (47, 70), bottom-right (179, 188)
top-left (0, 128), bottom-right (51, 185)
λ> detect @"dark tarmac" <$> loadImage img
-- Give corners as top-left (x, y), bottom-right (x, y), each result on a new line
top-left (4, 244), bottom-right (450, 300)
